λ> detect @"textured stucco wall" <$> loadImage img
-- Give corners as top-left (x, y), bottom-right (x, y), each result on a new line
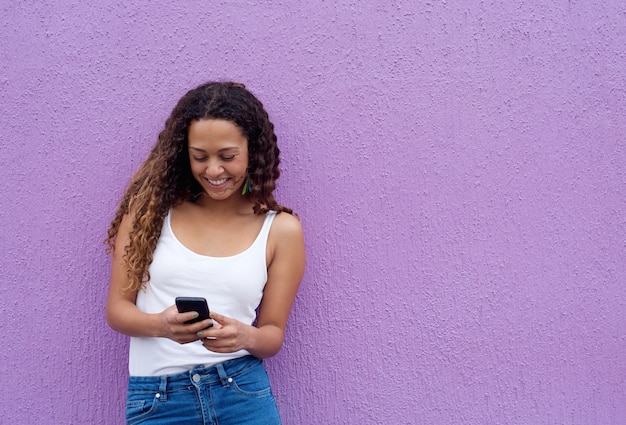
top-left (1, 1), bottom-right (625, 424)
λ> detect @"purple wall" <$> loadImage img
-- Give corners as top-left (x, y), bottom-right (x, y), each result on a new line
top-left (1, 1), bottom-right (625, 423)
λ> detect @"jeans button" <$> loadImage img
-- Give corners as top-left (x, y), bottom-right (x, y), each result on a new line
top-left (192, 374), bottom-right (201, 383)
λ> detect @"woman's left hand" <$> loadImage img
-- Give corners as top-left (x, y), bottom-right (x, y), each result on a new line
top-left (198, 312), bottom-right (253, 353)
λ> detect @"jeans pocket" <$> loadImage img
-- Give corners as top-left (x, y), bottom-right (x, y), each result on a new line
top-left (229, 365), bottom-right (272, 398)
top-left (125, 394), bottom-right (159, 424)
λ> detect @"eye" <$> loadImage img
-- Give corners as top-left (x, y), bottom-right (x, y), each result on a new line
top-left (191, 155), bottom-right (207, 162)
top-left (222, 155), bottom-right (236, 161)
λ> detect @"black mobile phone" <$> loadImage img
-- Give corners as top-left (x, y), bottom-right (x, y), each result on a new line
top-left (175, 297), bottom-right (212, 326)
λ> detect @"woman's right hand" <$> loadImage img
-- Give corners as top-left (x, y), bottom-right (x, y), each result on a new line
top-left (158, 305), bottom-right (214, 344)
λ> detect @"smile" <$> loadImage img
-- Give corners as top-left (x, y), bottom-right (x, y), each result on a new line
top-left (207, 178), bottom-right (228, 185)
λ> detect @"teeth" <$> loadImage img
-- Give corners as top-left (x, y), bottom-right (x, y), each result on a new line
top-left (207, 178), bottom-right (228, 185)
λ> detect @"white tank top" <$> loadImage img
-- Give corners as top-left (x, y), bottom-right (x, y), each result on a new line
top-left (128, 210), bottom-right (276, 376)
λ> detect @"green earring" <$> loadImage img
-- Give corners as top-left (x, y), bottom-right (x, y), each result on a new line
top-left (242, 177), bottom-right (251, 195)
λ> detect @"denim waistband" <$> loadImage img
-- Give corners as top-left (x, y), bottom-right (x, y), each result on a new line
top-left (128, 355), bottom-right (262, 396)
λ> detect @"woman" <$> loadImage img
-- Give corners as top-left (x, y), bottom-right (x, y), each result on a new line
top-left (105, 82), bottom-right (306, 424)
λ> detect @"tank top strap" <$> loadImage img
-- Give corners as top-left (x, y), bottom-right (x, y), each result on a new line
top-left (257, 210), bottom-right (277, 243)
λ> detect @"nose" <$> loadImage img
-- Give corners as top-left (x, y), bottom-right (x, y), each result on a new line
top-left (204, 159), bottom-right (223, 177)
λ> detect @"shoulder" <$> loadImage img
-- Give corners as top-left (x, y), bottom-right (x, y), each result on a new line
top-left (267, 211), bottom-right (305, 257)
top-left (266, 211), bottom-right (306, 273)
top-left (270, 211), bottom-right (304, 239)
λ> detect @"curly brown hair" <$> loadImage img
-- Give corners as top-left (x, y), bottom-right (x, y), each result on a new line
top-left (106, 81), bottom-right (292, 291)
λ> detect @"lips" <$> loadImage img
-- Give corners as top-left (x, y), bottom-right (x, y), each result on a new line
top-left (207, 178), bottom-right (228, 186)
top-left (202, 176), bottom-right (232, 191)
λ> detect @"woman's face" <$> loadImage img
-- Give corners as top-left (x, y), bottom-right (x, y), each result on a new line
top-left (187, 119), bottom-right (249, 202)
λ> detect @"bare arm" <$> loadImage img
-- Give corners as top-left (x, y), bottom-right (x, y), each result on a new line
top-left (105, 214), bottom-right (212, 342)
top-left (200, 212), bottom-right (306, 357)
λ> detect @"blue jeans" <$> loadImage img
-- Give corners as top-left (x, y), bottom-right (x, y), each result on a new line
top-left (125, 356), bottom-right (282, 425)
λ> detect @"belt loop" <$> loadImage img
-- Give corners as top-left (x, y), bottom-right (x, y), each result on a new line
top-left (157, 375), bottom-right (168, 401)
top-left (215, 362), bottom-right (232, 387)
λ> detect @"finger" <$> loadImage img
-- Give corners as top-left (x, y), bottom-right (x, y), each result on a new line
top-left (201, 338), bottom-right (217, 350)
top-left (180, 336), bottom-right (201, 344)
top-left (186, 318), bottom-right (213, 332)
top-left (198, 318), bottom-right (214, 330)
top-left (202, 338), bottom-right (227, 352)
top-left (178, 311), bottom-right (200, 324)
top-left (202, 337), bottom-right (239, 353)
top-left (199, 326), bottom-right (236, 343)
top-left (209, 311), bottom-right (231, 326)
top-left (195, 321), bottom-right (217, 338)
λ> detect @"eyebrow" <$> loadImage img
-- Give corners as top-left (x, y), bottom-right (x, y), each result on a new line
top-left (188, 146), bottom-right (240, 153)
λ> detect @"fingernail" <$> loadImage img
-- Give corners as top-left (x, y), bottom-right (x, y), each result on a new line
top-left (197, 331), bottom-right (203, 337)
top-left (191, 312), bottom-right (199, 318)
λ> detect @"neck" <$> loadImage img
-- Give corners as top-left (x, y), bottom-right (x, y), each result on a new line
top-left (194, 192), bottom-right (252, 216)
